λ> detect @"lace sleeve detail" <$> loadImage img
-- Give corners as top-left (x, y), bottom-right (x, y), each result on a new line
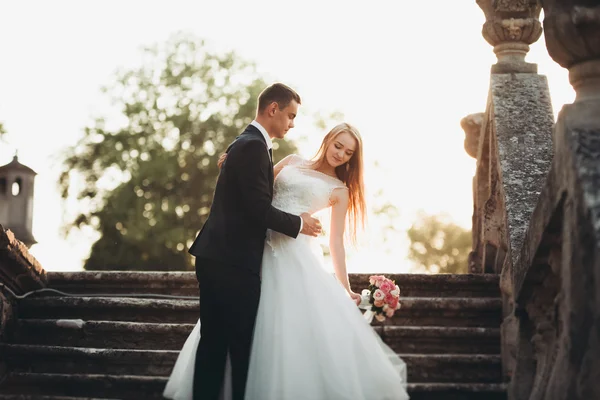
top-left (287, 154), bottom-right (306, 166)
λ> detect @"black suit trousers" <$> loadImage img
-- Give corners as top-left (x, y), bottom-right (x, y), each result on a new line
top-left (193, 257), bottom-right (261, 400)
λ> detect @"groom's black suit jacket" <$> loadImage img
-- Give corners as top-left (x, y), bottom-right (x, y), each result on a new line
top-left (189, 124), bottom-right (302, 275)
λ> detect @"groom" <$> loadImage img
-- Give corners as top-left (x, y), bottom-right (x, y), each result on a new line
top-left (188, 83), bottom-right (322, 400)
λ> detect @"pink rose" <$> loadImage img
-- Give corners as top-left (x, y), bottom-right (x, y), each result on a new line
top-left (386, 309), bottom-right (395, 318)
top-left (370, 275), bottom-right (385, 288)
top-left (388, 297), bottom-right (399, 310)
top-left (375, 314), bottom-right (386, 322)
top-left (373, 289), bottom-right (385, 302)
top-left (369, 275), bottom-right (383, 285)
top-left (374, 300), bottom-right (384, 308)
top-left (380, 280), bottom-right (394, 293)
top-left (385, 294), bottom-right (395, 304)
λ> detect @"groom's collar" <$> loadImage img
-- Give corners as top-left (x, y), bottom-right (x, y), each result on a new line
top-left (250, 120), bottom-right (273, 150)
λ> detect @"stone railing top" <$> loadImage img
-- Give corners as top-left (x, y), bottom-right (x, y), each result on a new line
top-left (0, 224), bottom-right (46, 295)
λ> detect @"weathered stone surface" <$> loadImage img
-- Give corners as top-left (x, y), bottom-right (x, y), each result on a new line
top-left (0, 291), bottom-right (14, 381)
top-left (0, 396), bottom-right (112, 400)
top-left (0, 291), bottom-right (13, 341)
top-left (0, 225), bottom-right (45, 384)
top-left (0, 373), bottom-right (168, 399)
top-left (46, 271), bottom-right (199, 297)
top-left (471, 7), bottom-right (555, 386)
top-left (17, 297), bottom-right (199, 324)
top-left (509, 104), bottom-right (600, 400)
top-left (1, 372), bottom-right (507, 400)
top-left (469, 73), bottom-right (554, 277)
top-left (0, 225), bottom-right (46, 295)
top-left (12, 319), bottom-right (501, 354)
top-left (541, 2), bottom-right (600, 70)
top-left (46, 271), bottom-right (501, 298)
top-left (1, 343), bottom-right (501, 384)
top-left (12, 319), bottom-right (196, 350)
top-left (407, 383), bottom-right (507, 400)
top-left (382, 326), bottom-right (500, 355)
top-left (17, 295), bottom-right (501, 327)
top-left (504, 1), bottom-right (600, 398)
top-left (490, 73), bottom-right (554, 269)
top-left (350, 273), bottom-right (501, 298)
top-left (2, 270), bottom-right (505, 398)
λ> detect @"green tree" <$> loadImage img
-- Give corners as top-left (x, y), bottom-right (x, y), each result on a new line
top-left (59, 33), bottom-right (297, 271)
top-left (407, 212), bottom-right (471, 274)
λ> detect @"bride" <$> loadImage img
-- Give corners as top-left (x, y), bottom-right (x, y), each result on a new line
top-left (164, 123), bottom-right (409, 400)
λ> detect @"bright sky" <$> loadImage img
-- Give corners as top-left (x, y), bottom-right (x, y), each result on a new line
top-left (0, 0), bottom-right (574, 273)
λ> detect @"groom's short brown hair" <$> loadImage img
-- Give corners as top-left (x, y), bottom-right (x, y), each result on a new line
top-left (257, 83), bottom-right (301, 113)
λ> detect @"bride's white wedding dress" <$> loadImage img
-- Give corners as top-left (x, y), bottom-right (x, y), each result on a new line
top-left (164, 155), bottom-right (409, 400)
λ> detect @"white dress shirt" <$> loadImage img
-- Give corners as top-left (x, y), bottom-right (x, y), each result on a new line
top-left (249, 120), bottom-right (303, 236)
top-left (250, 120), bottom-right (273, 151)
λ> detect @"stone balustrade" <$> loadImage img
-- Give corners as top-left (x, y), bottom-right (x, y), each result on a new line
top-left (472, 0), bottom-right (600, 398)
top-left (507, 1), bottom-right (600, 399)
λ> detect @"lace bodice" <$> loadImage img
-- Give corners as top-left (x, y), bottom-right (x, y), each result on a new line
top-left (272, 155), bottom-right (347, 216)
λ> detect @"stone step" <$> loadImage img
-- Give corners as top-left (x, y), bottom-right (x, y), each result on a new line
top-left (0, 373), bottom-right (506, 399)
top-left (0, 373), bottom-right (168, 400)
top-left (45, 271), bottom-right (500, 298)
top-left (17, 296), bottom-right (502, 327)
top-left (407, 383), bottom-right (507, 400)
top-left (0, 344), bottom-right (502, 383)
top-left (0, 396), bottom-right (118, 400)
top-left (379, 326), bottom-right (500, 354)
top-left (11, 319), bottom-right (501, 354)
top-left (11, 320), bottom-right (195, 351)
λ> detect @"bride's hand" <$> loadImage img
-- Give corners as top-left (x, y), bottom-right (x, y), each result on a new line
top-left (217, 153), bottom-right (228, 168)
top-left (348, 290), bottom-right (362, 306)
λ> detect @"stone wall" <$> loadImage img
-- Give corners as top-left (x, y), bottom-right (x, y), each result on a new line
top-left (0, 224), bottom-right (46, 380)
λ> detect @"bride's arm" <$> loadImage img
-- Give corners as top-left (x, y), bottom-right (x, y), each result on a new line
top-left (329, 188), bottom-right (361, 305)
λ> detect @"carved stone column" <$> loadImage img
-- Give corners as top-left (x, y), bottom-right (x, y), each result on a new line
top-left (476, 0), bottom-right (555, 388)
top-left (477, 0), bottom-right (543, 73)
top-left (542, 1), bottom-right (600, 103)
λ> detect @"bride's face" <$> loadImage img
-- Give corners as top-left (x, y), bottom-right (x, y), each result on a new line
top-left (325, 132), bottom-right (357, 168)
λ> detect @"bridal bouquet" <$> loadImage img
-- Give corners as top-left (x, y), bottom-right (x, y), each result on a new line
top-left (358, 275), bottom-right (401, 323)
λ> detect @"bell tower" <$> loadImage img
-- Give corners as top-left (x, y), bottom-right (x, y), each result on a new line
top-left (0, 154), bottom-right (37, 247)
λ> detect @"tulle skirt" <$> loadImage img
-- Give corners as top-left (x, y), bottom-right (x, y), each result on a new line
top-left (164, 233), bottom-right (408, 400)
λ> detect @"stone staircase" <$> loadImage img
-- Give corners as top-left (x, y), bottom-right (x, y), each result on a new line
top-left (0, 272), bottom-right (506, 399)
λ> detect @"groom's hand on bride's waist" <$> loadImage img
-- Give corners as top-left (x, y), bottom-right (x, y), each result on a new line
top-left (300, 213), bottom-right (321, 237)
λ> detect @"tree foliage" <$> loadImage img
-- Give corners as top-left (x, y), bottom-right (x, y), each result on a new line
top-left (59, 33), bottom-right (297, 271)
top-left (407, 212), bottom-right (471, 274)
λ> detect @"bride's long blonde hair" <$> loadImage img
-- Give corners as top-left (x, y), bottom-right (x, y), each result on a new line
top-left (309, 123), bottom-right (366, 242)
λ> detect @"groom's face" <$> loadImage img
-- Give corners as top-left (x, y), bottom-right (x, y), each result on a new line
top-left (271, 100), bottom-right (299, 139)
